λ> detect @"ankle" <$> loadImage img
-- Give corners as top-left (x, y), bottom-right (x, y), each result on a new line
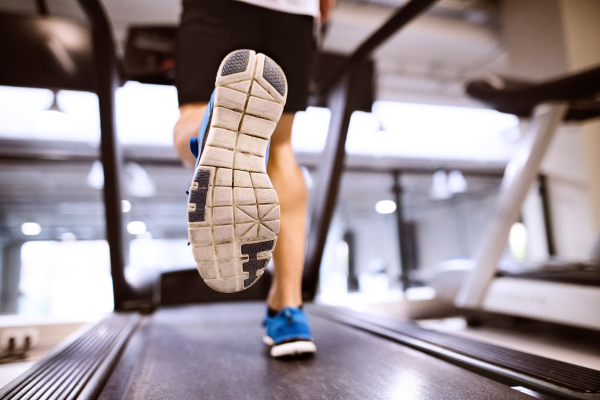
top-left (266, 297), bottom-right (302, 311)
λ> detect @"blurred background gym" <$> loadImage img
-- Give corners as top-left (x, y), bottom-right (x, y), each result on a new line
top-left (0, 0), bottom-right (599, 397)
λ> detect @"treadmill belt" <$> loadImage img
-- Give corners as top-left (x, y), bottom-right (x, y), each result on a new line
top-left (99, 302), bottom-right (530, 400)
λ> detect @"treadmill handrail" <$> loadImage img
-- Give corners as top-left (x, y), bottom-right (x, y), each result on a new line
top-left (303, 0), bottom-right (438, 299)
top-left (455, 102), bottom-right (569, 308)
top-left (467, 65), bottom-right (600, 110)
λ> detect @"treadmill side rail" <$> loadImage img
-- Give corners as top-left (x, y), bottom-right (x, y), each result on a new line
top-left (456, 102), bottom-right (569, 308)
top-left (309, 305), bottom-right (600, 399)
top-left (0, 313), bottom-right (140, 400)
top-left (483, 277), bottom-right (600, 330)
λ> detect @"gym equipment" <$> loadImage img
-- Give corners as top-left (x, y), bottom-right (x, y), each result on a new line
top-left (1, 0), bottom-right (599, 399)
top-left (438, 68), bottom-right (600, 330)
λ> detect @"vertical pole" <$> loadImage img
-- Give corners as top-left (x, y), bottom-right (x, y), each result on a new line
top-left (303, 67), bottom-right (364, 299)
top-left (393, 171), bottom-right (412, 290)
top-left (344, 231), bottom-right (358, 291)
top-left (78, 0), bottom-right (131, 310)
top-left (0, 241), bottom-right (23, 314)
top-left (538, 174), bottom-right (556, 256)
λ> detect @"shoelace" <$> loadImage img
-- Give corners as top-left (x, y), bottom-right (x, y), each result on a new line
top-left (284, 308), bottom-right (294, 324)
top-left (262, 307), bottom-right (298, 327)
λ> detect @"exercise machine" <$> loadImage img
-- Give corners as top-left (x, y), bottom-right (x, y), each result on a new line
top-left (431, 67), bottom-right (600, 330)
top-left (1, 0), bottom-right (599, 398)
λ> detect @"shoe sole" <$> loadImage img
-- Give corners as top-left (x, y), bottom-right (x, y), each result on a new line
top-left (187, 50), bottom-right (287, 293)
top-left (263, 336), bottom-right (317, 358)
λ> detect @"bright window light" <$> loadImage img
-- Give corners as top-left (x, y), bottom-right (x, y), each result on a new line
top-left (291, 107), bottom-right (331, 152)
top-left (127, 221), bottom-right (147, 235)
top-left (20, 240), bottom-right (113, 319)
top-left (116, 81), bottom-right (179, 145)
top-left (346, 101), bottom-right (519, 161)
top-left (21, 222), bottom-right (42, 236)
top-left (509, 222), bottom-right (527, 261)
top-left (122, 200), bottom-right (131, 213)
top-left (33, 109), bottom-right (75, 133)
top-left (0, 86), bottom-right (99, 141)
top-left (375, 200), bottom-right (397, 214)
top-left (0, 82), bottom-right (179, 145)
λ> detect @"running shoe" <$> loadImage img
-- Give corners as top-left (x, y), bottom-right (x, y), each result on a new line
top-left (187, 50), bottom-right (286, 293)
top-left (263, 307), bottom-right (317, 358)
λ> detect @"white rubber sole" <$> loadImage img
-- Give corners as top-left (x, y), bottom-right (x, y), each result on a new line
top-left (263, 336), bottom-right (317, 358)
top-left (187, 50), bottom-right (287, 293)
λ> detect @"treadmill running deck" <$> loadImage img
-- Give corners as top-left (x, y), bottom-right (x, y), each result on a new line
top-left (99, 302), bottom-right (530, 400)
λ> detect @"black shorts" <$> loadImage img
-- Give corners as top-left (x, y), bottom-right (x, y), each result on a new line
top-left (176, 0), bottom-right (315, 112)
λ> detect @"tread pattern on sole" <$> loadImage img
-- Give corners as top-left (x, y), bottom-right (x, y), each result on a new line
top-left (262, 57), bottom-right (286, 96)
top-left (221, 49), bottom-right (250, 76)
top-left (188, 50), bottom-right (287, 293)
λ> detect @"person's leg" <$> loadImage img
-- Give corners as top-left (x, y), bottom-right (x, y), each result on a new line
top-left (265, 112), bottom-right (306, 310)
top-left (175, 0), bottom-right (261, 168)
top-left (173, 102), bottom-right (208, 168)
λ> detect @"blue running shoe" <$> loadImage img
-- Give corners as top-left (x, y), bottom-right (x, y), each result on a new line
top-left (187, 50), bottom-right (287, 293)
top-left (263, 307), bottom-right (317, 358)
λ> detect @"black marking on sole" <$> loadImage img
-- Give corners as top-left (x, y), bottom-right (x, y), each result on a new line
top-left (188, 169), bottom-right (210, 222)
top-left (241, 240), bottom-right (275, 287)
top-left (263, 57), bottom-right (285, 96)
top-left (222, 50), bottom-right (250, 76)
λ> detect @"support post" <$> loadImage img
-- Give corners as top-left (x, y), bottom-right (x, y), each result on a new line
top-left (393, 171), bottom-right (412, 290)
top-left (302, 0), bottom-right (439, 299)
top-left (78, 0), bottom-right (132, 310)
top-left (0, 241), bottom-right (23, 314)
top-left (538, 174), bottom-right (556, 256)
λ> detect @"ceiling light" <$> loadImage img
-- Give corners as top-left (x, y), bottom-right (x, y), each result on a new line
top-left (448, 170), bottom-right (467, 193)
top-left (127, 221), bottom-right (146, 235)
top-left (22, 222), bottom-right (42, 236)
top-left (125, 163), bottom-right (156, 198)
top-left (430, 170), bottom-right (451, 200)
top-left (122, 200), bottom-right (131, 213)
top-left (87, 160), bottom-right (104, 189)
top-left (375, 200), bottom-right (396, 214)
top-left (61, 232), bottom-right (77, 241)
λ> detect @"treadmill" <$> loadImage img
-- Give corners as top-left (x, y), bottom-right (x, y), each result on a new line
top-left (446, 67), bottom-right (600, 330)
top-left (1, 0), bottom-right (599, 399)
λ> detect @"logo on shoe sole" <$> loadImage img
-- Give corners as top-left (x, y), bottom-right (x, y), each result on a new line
top-left (241, 240), bottom-right (275, 287)
top-left (188, 169), bottom-right (210, 222)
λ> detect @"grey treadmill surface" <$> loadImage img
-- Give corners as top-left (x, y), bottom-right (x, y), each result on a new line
top-left (99, 302), bottom-right (530, 400)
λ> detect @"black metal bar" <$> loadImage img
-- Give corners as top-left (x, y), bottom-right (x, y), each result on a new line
top-left (344, 231), bottom-right (358, 291)
top-left (77, 0), bottom-right (132, 310)
top-left (319, 0), bottom-right (438, 95)
top-left (538, 174), bottom-right (556, 256)
top-left (393, 171), bottom-right (412, 290)
top-left (466, 66), bottom-right (600, 118)
top-left (303, 72), bottom-right (352, 299)
top-left (302, 0), bottom-right (439, 299)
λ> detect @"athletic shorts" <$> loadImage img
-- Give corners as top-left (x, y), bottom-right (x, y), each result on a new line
top-left (176, 0), bottom-right (315, 112)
